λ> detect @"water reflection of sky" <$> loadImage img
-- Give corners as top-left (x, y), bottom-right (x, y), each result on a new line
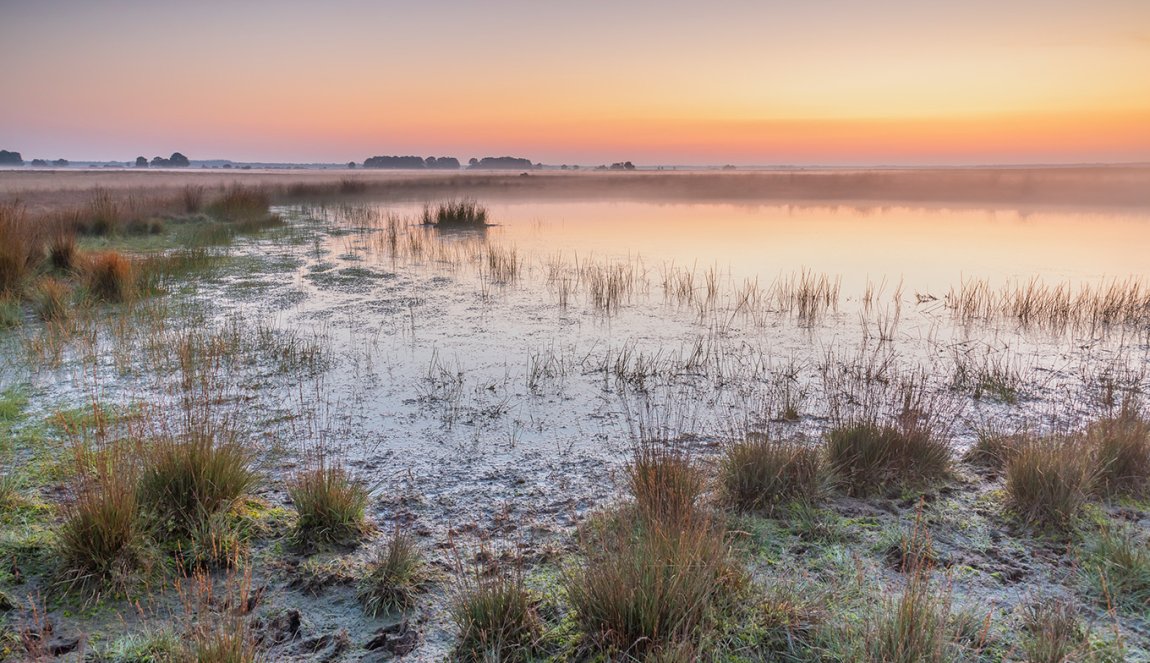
top-left (380, 200), bottom-right (1150, 296)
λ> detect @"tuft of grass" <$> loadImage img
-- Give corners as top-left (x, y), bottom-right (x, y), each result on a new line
top-left (1081, 524), bottom-right (1150, 614)
top-left (138, 432), bottom-right (257, 542)
top-left (0, 202), bottom-right (38, 296)
top-left (288, 458), bottom-right (370, 547)
top-left (84, 251), bottom-right (135, 303)
top-left (421, 199), bottom-right (489, 227)
top-left (627, 442), bottom-right (704, 524)
top-left (88, 188), bottom-right (121, 235)
top-left (826, 421), bottom-right (951, 496)
top-left (719, 434), bottom-right (824, 512)
top-left (564, 512), bottom-right (738, 658)
top-left (57, 446), bottom-right (145, 588)
top-left (866, 570), bottom-right (950, 663)
top-left (47, 232), bottom-right (77, 272)
top-left (182, 184), bottom-right (205, 213)
top-left (33, 277), bottom-right (70, 322)
top-left (1020, 599), bottom-right (1085, 663)
top-left (1004, 436), bottom-right (1095, 530)
top-left (358, 526), bottom-right (428, 616)
top-left (208, 185), bottom-right (271, 222)
top-left (963, 430), bottom-right (1027, 475)
top-left (1087, 411), bottom-right (1150, 498)
top-left (451, 560), bottom-right (539, 662)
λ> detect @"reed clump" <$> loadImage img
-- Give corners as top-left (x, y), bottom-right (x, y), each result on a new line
top-left (451, 561), bottom-right (539, 662)
top-left (1003, 436), bottom-right (1094, 530)
top-left (865, 570), bottom-right (950, 663)
top-left (564, 511), bottom-right (738, 658)
top-left (627, 442), bottom-right (704, 524)
top-left (0, 203), bottom-right (39, 296)
top-left (288, 458), bottom-right (370, 547)
top-left (421, 199), bottom-right (489, 227)
top-left (83, 251), bottom-right (135, 303)
top-left (826, 421), bottom-right (951, 496)
top-left (137, 431), bottom-right (257, 542)
top-left (1020, 599), bottom-right (1086, 663)
top-left (1086, 410), bottom-right (1150, 498)
top-left (47, 232), bottom-right (78, 272)
top-left (58, 446), bottom-right (145, 588)
top-left (719, 434), bottom-right (824, 511)
top-left (358, 527), bottom-right (428, 616)
top-left (33, 277), bottom-right (70, 322)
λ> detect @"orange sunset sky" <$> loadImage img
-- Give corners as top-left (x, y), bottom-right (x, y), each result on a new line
top-left (2, 0), bottom-right (1149, 165)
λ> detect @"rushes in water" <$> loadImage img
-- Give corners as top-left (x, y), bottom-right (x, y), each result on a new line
top-left (33, 277), bottom-right (70, 322)
top-left (1003, 436), bottom-right (1094, 530)
top-left (288, 457), bottom-right (370, 547)
top-left (421, 198), bottom-right (488, 227)
top-left (451, 559), bottom-right (539, 662)
top-left (358, 527), bottom-right (428, 616)
top-left (719, 433), bottom-right (824, 512)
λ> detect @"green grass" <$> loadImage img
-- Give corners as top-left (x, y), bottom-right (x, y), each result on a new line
top-left (1082, 524), bottom-right (1150, 614)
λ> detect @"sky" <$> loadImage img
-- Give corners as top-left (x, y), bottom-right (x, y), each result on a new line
top-left (2, 0), bottom-right (1149, 165)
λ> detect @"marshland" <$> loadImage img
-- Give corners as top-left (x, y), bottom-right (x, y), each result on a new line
top-left (1, 168), bottom-right (1149, 662)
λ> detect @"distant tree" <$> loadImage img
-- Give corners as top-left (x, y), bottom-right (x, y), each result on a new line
top-left (363, 155), bottom-right (426, 169)
top-left (468, 158), bottom-right (479, 166)
top-left (426, 156), bottom-right (460, 169)
top-left (0, 150), bottom-right (23, 165)
top-left (168, 152), bottom-right (190, 167)
top-left (151, 156), bottom-right (171, 167)
top-left (135, 156), bottom-right (148, 167)
top-left (347, 161), bottom-right (357, 169)
top-left (609, 161), bottom-right (636, 171)
top-left (31, 159), bottom-right (49, 167)
top-left (467, 156), bottom-right (534, 170)
top-left (53, 158), bottom-right (69, 167)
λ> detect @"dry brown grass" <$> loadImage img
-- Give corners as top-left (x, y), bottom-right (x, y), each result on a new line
top-left (1087, 409), bottom-right (1150, 498)
top-left (83, 251), bottom-right (135, 302)
top-left (1004, 436), bottom-right (1095, 529)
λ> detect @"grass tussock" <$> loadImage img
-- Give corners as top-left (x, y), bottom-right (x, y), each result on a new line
top-left (181, 184), bottom-right (205, 213)
top-left (564, 511), bottom-right (739, 658)
top-left (1082, 524), bottom-right (1150, 613)
top-left (47, 232), bottom-right (77, 272)
top-left (451, 561), bottom-right (539, 662)
top-left (421, 198), bottom-right (489, 227)
top-left (58, 446), bottom-right (145, 588)
top-left (963, 429), bottom-right (1027, 474)
top-left (84, 251), bottom-right (135, 303)
top-left (178, 568), bottom-right (261, 663)
top-left (138, 432), bottom-right (257, 541)
top-left (1020, 599), bottom-right (1086, 663)
top-left (866, 570), bottom-right (950, 663)
top-left (1003, 436), bottom-right (1094, 530)
top-left (358, 527), bottom-right (428, 616)
top-left (826, 421), bottom-right (951, 496)
top-left (627, 442), bottom-right (704, 524)
top-left (0, 202), bottom-right (39, 296)
top-left (33, 277), bottom-right (70, 322)
top-left (1087, 410), bottom-right (1150, 498)
top-left (288, 458), bottom-right (370, 547)
top-left (208, 185), bottom-right (271, 222)
top-left (719, 433), bottom-right (824, 512)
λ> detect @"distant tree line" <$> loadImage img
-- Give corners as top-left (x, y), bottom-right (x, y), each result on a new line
top-left (467, 156), bottom-right (537, 170)
top-left (362, 155), bottom-right (461, 169)
top-left (0, 150), bottom-right (23, 165)
top-left (30, 158), bottom-right (70, 167)
top-left (135, 152), bottom-right (190, 167)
